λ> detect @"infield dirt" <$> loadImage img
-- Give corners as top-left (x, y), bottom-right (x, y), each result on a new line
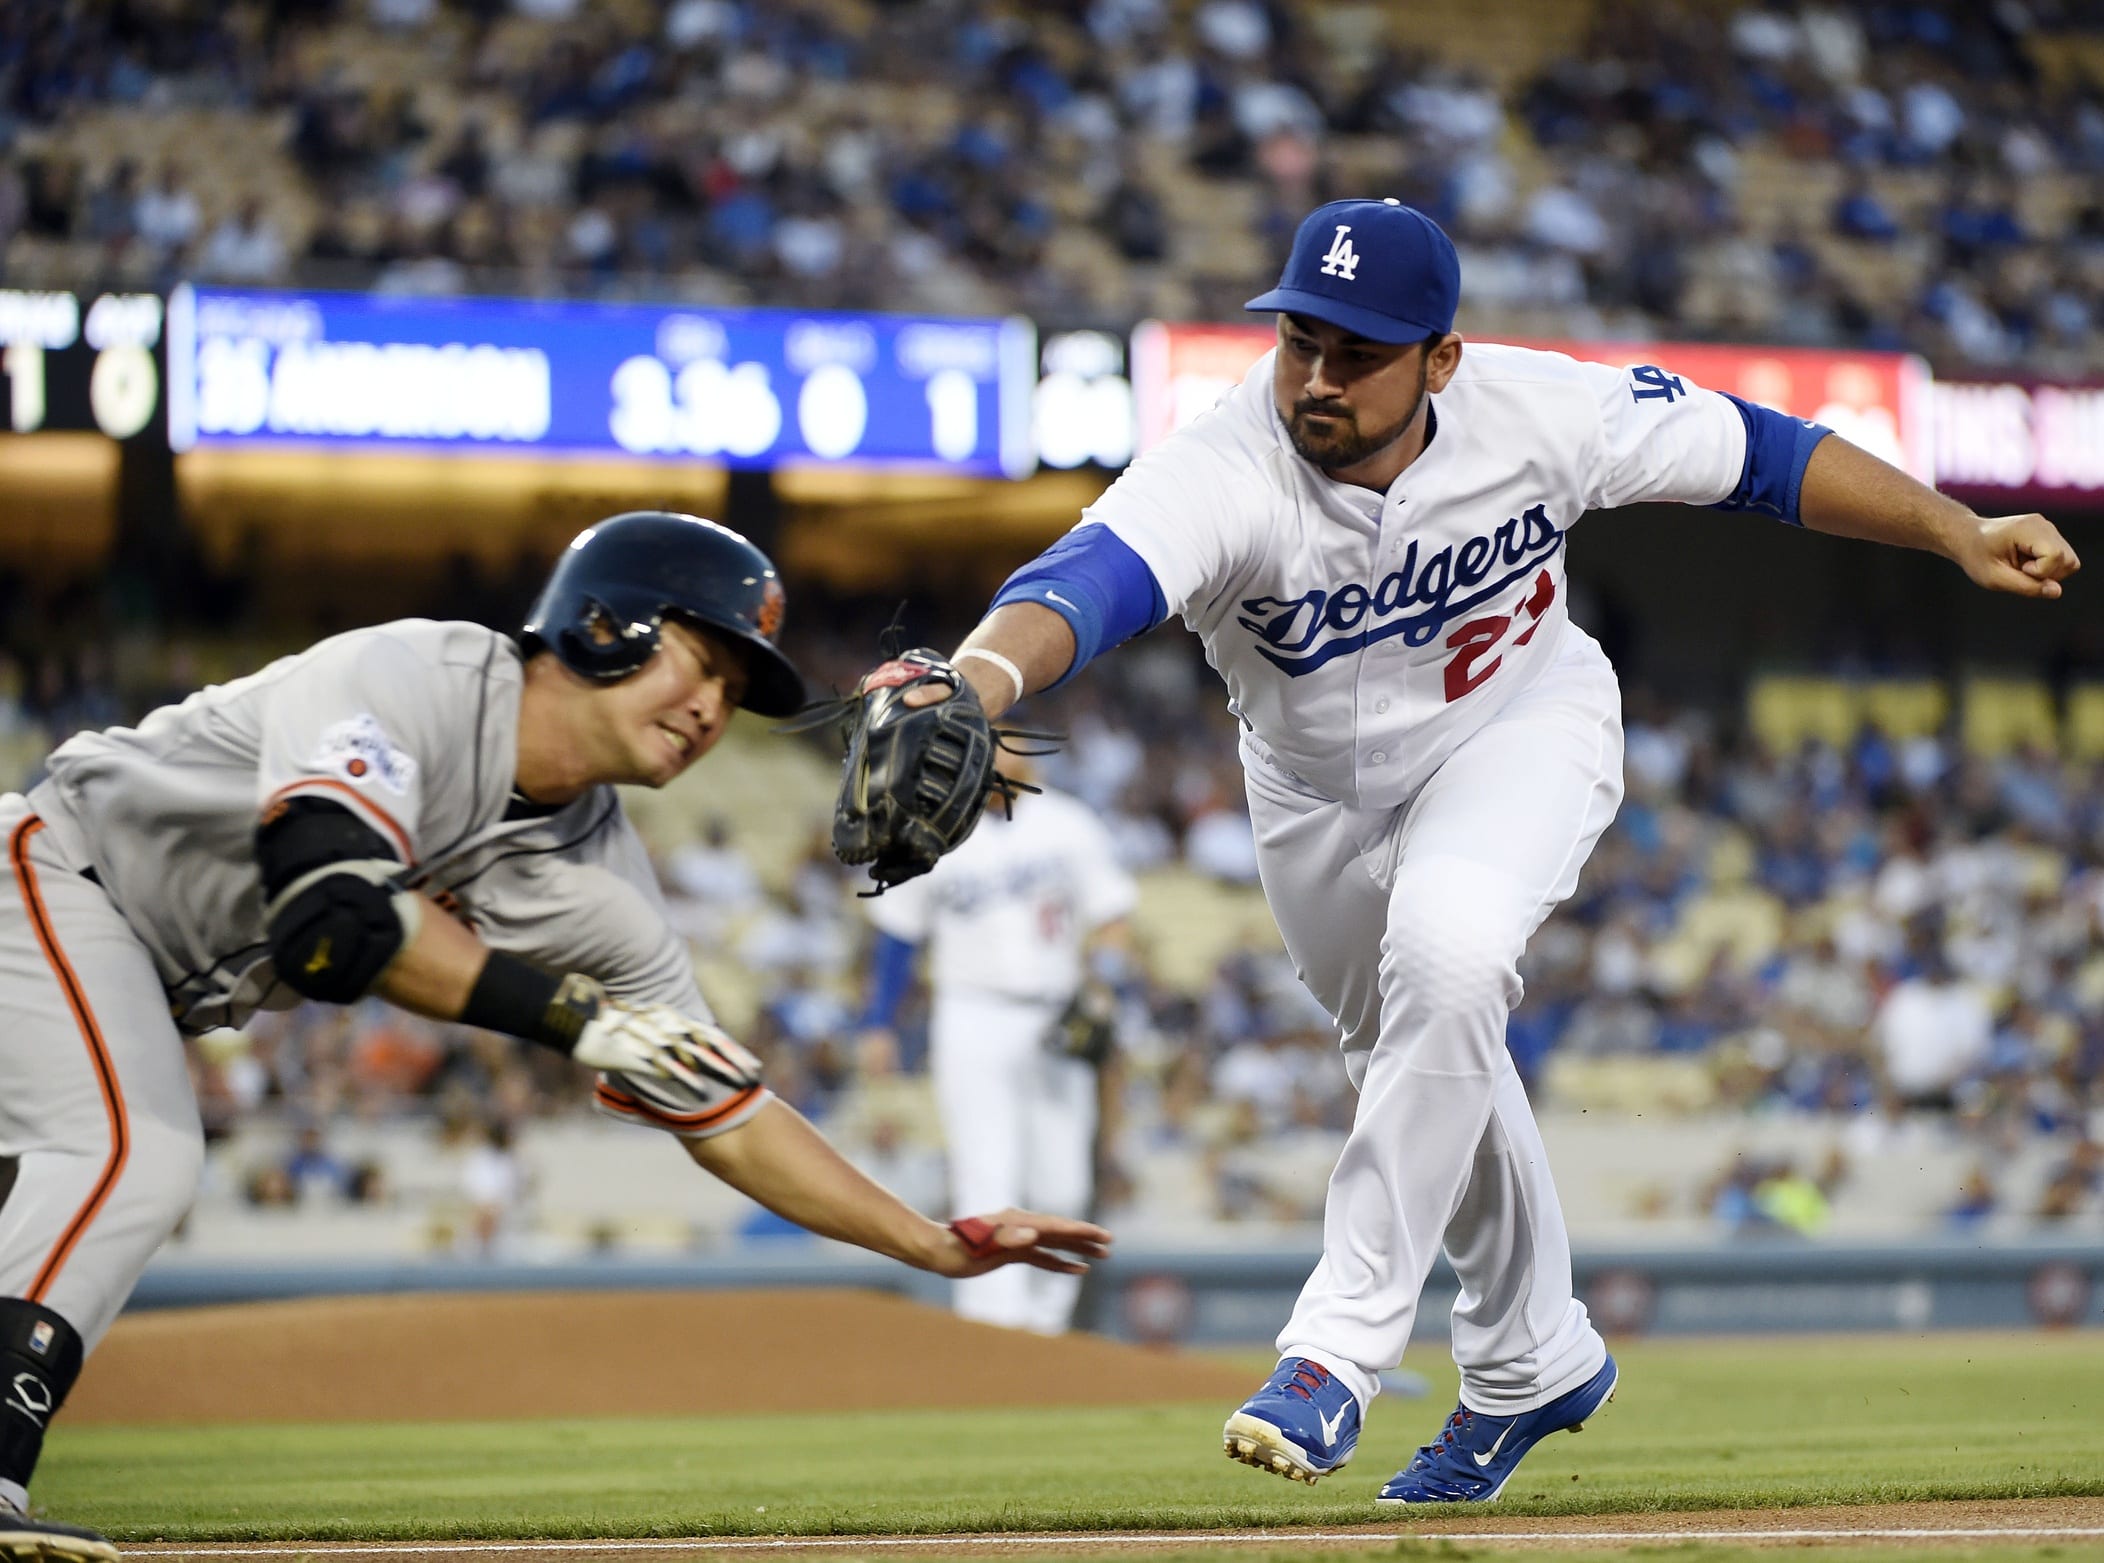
top-left (64, 1288), bottom-right (1258, 1424)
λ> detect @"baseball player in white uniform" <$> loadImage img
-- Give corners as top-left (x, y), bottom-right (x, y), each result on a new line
top-left (883, 200), bottom-right (2078, 1502)
top-left (860, 761), bottom-right (1136, 1334)
top-left (0, 513), bottom-right (1109, 1561)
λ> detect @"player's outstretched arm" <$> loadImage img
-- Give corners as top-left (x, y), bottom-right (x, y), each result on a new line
top-left (1797, 436), bottom-right (2080, 598)
top-left (684, 1098), bottom-right (1112, 1278)
top-left (915, 601), bottom-right (1077, 720)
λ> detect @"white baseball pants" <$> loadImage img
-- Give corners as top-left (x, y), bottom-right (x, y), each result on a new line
top-left (1246, 634), bottom-right (1623, 1415)
top-left (0, 797), bottom-right (205, 1351)
top-left (929, 989), bottom-right (1097, 1334)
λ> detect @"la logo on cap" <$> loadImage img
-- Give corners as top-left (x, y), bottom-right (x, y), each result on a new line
top-left (1319, 224), bottom-right (1359, 280)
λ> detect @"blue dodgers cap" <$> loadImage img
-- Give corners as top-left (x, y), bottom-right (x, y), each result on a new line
top-left (1245, 198), bottom-right (1460, 343)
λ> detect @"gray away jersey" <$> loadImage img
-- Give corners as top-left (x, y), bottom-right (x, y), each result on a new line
top-left (27, 619), bottom-right (763, 1137)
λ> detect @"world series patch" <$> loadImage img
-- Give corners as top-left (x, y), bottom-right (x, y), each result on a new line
top-left (312, 713), bottom-right (418, 796)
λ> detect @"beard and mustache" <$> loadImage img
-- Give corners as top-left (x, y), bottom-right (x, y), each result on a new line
top-left (1284, 359), bottom-right (1429, 471)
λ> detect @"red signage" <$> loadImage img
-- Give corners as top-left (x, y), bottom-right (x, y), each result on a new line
top-left (1129, 321), bottom-right (1936, 481)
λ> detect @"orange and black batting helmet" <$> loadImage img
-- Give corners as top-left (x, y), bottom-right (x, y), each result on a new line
top-left (521, 511), bottom-right (806, 717)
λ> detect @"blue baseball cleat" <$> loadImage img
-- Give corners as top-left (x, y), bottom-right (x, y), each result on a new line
top-left (1222, 1356), bottom-right (1361, 1484)
top-left (1376, 1353), bottom-right (1618, 1504)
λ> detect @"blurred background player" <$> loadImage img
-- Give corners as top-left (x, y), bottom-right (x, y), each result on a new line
top-left (859, 753), bottom-right (1137, 1334)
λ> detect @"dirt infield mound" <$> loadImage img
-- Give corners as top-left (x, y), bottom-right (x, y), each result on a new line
top-left (66, 1288), bottom-right (1256, 1425)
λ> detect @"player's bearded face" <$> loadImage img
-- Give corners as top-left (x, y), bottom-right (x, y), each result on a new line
top-left (1275, 318), bottom-right (1430, 472)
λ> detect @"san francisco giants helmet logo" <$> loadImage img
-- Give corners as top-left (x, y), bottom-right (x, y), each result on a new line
top-left (755, 577), bottom-right (786, 640)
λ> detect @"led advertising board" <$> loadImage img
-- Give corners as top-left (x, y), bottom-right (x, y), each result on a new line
top-left (1934, 379), bottom-right (2104, 510)
top-left (1130, 322), bottom-right (1936, 481)
top-left (0, 288), bottom-right (167, 443)
top-left (167, 286), bottom-right (1037, 478)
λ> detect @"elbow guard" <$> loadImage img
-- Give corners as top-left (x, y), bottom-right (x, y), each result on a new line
top-left (257, 799), bottom-right (420, 1004)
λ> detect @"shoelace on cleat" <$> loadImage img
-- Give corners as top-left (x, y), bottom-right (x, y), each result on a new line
top-left (1409, 1407), bottom-right (1500, 1474)
top-left (1278, 1361), bottom-right (1332, 1403)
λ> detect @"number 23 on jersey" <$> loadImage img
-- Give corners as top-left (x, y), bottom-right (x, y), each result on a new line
top-left (1442, 569), bottom-right (1557, 703)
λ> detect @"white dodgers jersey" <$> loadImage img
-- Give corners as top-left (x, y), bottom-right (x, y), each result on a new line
top-left (865, 787), bottom-right (1138, 1004)
top-left (1082, 344), bottom-right (1751, 810)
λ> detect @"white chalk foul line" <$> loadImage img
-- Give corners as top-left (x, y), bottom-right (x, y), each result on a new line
top-left (121, 1525), bottom-right (2104, 1554)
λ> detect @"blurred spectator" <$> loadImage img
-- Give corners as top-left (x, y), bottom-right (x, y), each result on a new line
top-left (2035, 1138), bottom-right (2102, 1223)
top-left (1831, 172), bottom-right (1900, 242)
top-left (243, 1163), bottom-right (296, 1209)
top-left (283, 1123), bottom-right (351, 1204)
top-left (82, 159), bottom-right (139, 247)
top-left (459, 1119), bottom-right (526, 1256)
top-left (132, 163), bottom-right (200, 260)
top-left (1872, 934), bottom-right (1993, 1110)
top-left (197, 197), bottom-right (287, 284)
top-left (1945, 1163), bottom-right (1999, 1230)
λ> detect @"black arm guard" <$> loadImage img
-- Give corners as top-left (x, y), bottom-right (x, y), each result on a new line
top-left (256, 798), bottom-right (417, 1003)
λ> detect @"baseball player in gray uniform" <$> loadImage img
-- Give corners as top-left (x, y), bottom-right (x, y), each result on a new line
top-left (876, 200), bottom-right (2078, 1503)
top-left (0, 512), bottom-right (1110, 1561)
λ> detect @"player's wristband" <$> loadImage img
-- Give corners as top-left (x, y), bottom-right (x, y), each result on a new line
top-left (461, 951), bottom-right (600, 1054)
top-left (955, 647), bottom-right (1024, 706)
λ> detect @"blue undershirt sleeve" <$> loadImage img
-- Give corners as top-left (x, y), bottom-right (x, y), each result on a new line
top-left (859, 931), bottom-right (920, 1030)
top-left (1709, 394), bottom-right (1833, 526)
top-left (989, 524), bottom-right (1168, 688)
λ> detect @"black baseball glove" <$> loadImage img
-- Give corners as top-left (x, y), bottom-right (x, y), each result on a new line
top-left (1048, 981), bottom-right (1119, 1067)
top-left (781, 648), bottom-right (1050, 895)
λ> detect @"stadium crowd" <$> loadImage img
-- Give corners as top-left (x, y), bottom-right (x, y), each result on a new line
top-left (3, 0), bottom-right (2101, 373)
top-left (3, 620), bottom-right (2100, 1245)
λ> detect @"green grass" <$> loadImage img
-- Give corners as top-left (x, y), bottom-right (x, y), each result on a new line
top-left (35, 1332), bottom-right (2104, 1543)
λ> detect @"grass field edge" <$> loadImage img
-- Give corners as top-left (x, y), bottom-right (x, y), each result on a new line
top-left (95, 1477), bottom-right (2104, 1544)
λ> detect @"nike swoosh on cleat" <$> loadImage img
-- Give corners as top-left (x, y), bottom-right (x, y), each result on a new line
top-left (1471, 1422), bottom-right (1515, 1466)
top-left (1318, 1405), bottom-right (1349, 1446)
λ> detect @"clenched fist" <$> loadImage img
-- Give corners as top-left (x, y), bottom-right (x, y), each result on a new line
top-left (1956, 513), bottom-right (2081, 599)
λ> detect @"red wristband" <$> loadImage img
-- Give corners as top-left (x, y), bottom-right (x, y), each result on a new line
top-left (948, 1217), bottom-right (1002, 1259)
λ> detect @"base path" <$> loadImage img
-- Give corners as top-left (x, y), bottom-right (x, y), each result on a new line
top-left (66, 1289), bottom-right (1258, 1424)
top-left (117, 1498), bottom-right (2104, 1557)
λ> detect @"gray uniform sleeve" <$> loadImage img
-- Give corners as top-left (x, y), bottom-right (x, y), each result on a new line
top-left (256, 631), bottom-right (448, 862)
top-left (465, 805), bottom-right (769, 1140)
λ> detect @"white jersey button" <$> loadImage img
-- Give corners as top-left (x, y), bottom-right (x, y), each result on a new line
top-left (1370, 751), bottom-right (1388, 764)
top-left (1375, 698), bottom-right (1391, 713)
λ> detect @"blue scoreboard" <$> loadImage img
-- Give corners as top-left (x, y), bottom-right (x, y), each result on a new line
top-left (168, 286), bottom-right (1036, 478)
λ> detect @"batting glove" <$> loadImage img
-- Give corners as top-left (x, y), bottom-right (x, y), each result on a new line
top-left (572, 1001), bottom-right (763, 1094)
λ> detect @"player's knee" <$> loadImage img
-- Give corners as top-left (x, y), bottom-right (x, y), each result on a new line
top-left (124, 1115), bottom-right (207, 1237)
top-left (1383, 869), bottom-right (1524, 1018)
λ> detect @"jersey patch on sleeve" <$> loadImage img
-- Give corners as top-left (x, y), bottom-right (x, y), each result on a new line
top-left (312, 714), bottom-right (418, 795)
